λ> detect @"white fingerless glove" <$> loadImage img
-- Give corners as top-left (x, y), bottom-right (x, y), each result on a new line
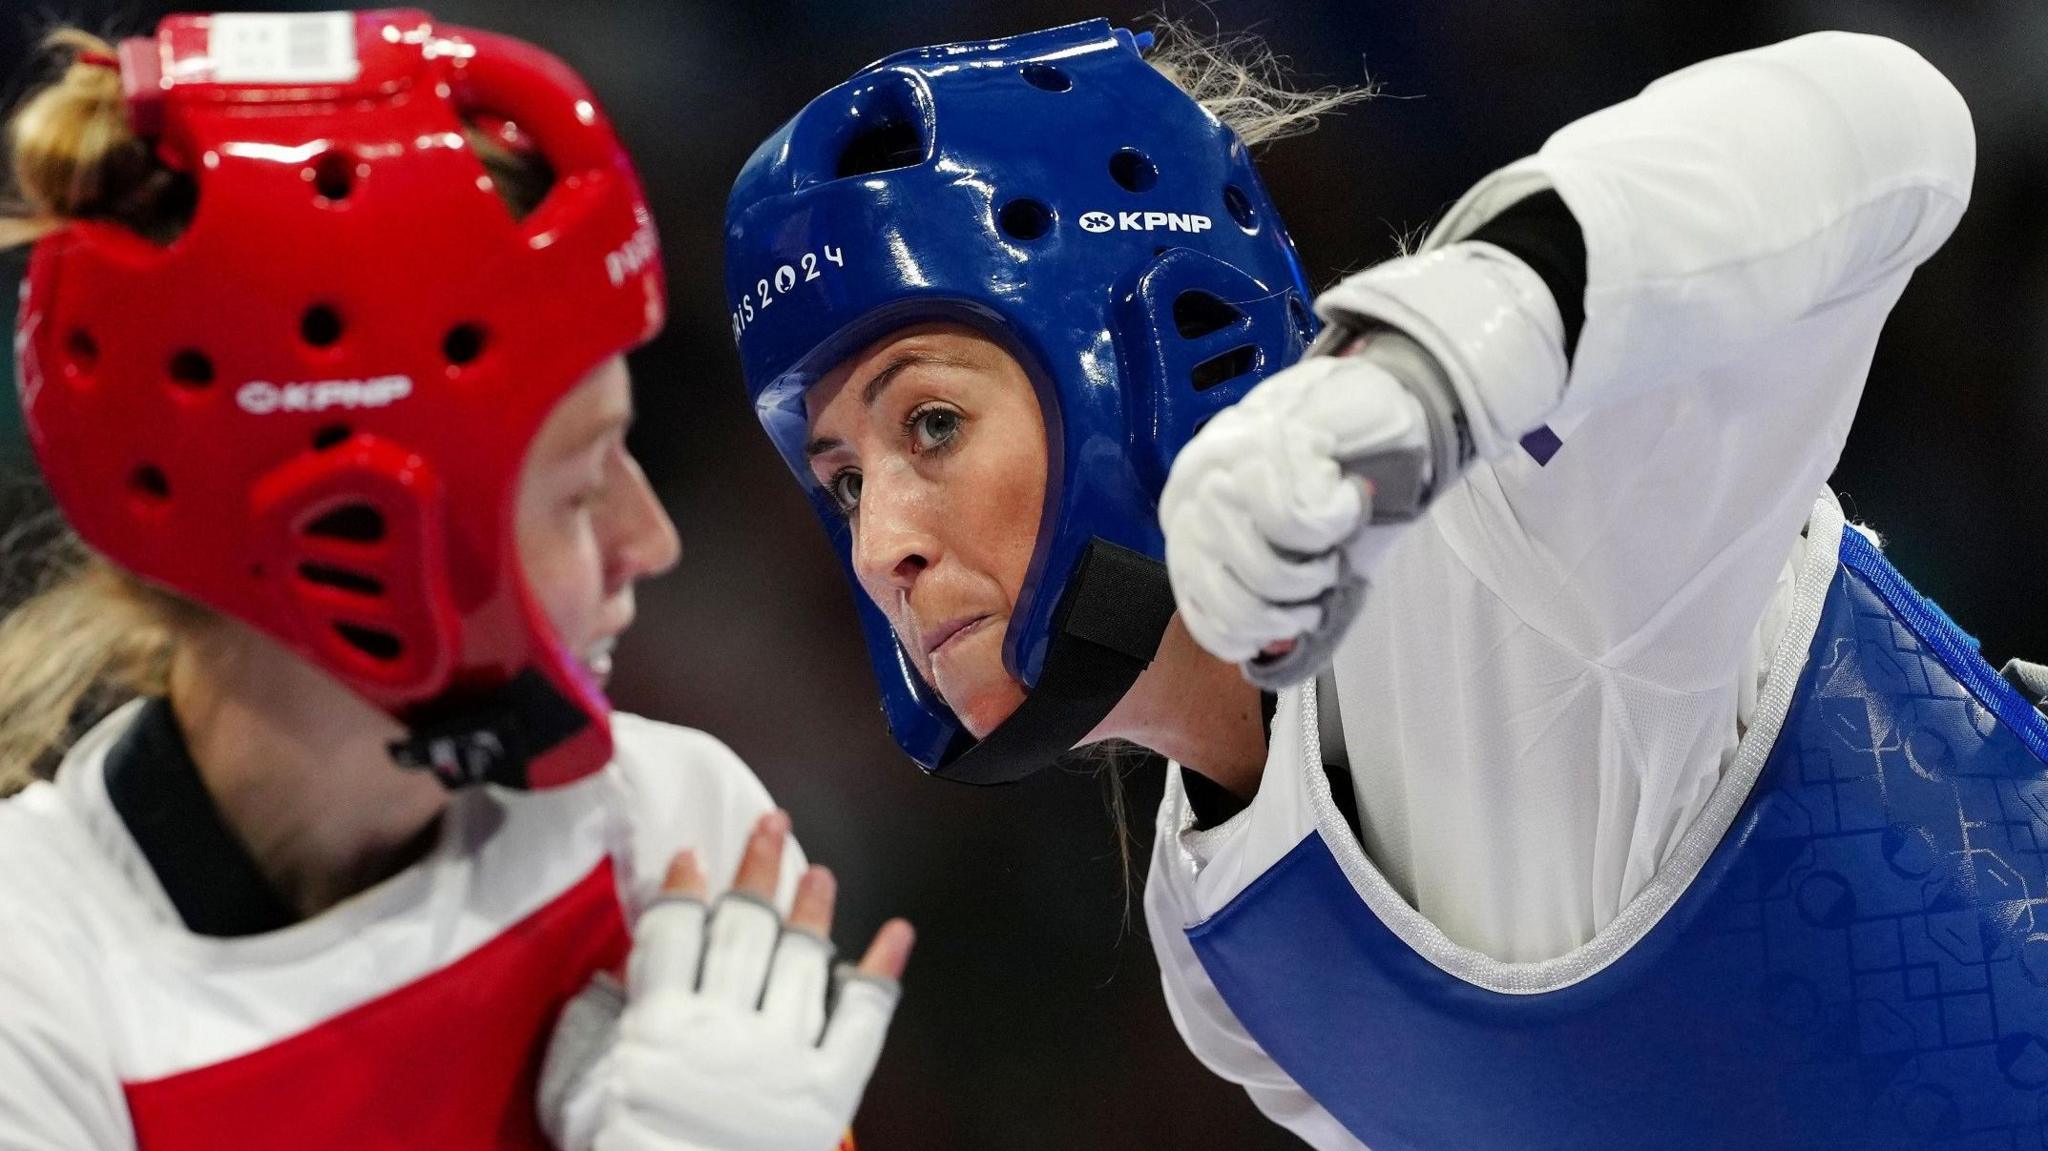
top-left (544, 893), bottom-right (899, 1151)
top-left (1159, 347), bottom-right (1435, 687)
top-left (1161, 240), bottom-right (1568, 686)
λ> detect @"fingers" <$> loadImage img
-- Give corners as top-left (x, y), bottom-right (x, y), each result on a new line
top-left (821, 960), bottom-right (905, 1076)
top-left (634, 811), bottom-right (910, 1056)
top-left (1169, 529), bottom-right (1323, 662)
top-left (786, 865), bottom-right (837, 939)
top-left (1160, 346), bottom-right (1436, 668)
top-left (660, 850), bottom-right (708, 900)
top-left (1236, 450), bottom-right (1365, 557)
top-left (761, 927), bottom-right (833, 1044)
top-left (1241, 564), bottom-right (1372, 691)
top-left (758, 865), bottom-right (840, 1043)
top-left (730, 809), bottom-right (790, 902)
top-left (856, 919), bottom-right (916, 982)
top-left (695, 811), bottom-right (791, 1008)
top-left (699, 901), bottom-right (780, 1010)
top-left (1162, 402), bottom-right (1370, 666)
top-left (1183, 476), bottom-right (1348, 601)
top-left (629, 853), bottom-right (710, 1000)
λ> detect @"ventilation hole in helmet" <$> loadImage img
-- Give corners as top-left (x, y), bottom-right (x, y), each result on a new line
top-left (1224, 184), bottom-right (1257, 232)
top-left (998, 198), bottom-right (1054, 242)
top-left (835, 118), bottom-right (926, 179)
top-left (1288, 294), bottom-right (1314, 341)
top-left (1110, 148), bottom-right (1158, 193)
top-left (298, 563), bottom-right (385, 598)
top-left (301, 305), bottom-right (344, 348)
top-left (334, 622), bottom-right (403, 662)
top-left (443, 322), bottom-right (487, 366)
top-left (167, 348), bottom-right (214, 389)
top-left (305, 503), bottom-right (386, 543)
top-left (312, 423), bottom-right (352, 450)
top-left (1173, 291), bottom-right (1245, 340)
top-left (1191, 345), bottom-right (1259, 391)
top-left (1021, 63), bottom-right (1072, 92)
top-left (128, 464), bottom-right (171, 502)
top-left (310, 150), bottom-right (356, 201)
top-left (64, 328), bottom-right (98, 375)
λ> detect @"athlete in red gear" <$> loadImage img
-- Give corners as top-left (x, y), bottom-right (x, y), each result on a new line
top-left (0, 12), bottom-right (908, 1149)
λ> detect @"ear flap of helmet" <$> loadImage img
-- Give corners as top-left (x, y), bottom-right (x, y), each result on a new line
top-left (250, 435), bottom-right (460, 703)
top-left (1113, 248), bottom-right (1316, 493)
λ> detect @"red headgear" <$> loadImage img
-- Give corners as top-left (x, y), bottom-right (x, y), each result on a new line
top-left (14, 10), bottom-right (667, 788)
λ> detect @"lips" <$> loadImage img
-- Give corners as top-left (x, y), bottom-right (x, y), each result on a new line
top-left (581, 635), bottom-right (618, 681)
top-left (921, 614), bottom-right (991, 660)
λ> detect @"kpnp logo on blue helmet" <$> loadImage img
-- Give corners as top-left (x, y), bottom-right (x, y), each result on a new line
top-left (1078, 209), bottom-right (1215, 234)
top-left (725, 19), bottom-right (1315, 783)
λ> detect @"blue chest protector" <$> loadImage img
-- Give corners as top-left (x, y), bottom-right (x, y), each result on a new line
top-left (1188, 530), bottom-right (2048, 1150)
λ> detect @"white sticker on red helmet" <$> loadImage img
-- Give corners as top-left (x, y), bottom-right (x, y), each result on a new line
top-left (207, 13), bottom-right (361, 85)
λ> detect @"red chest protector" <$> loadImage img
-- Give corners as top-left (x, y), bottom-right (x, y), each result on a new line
top-left (122, 860), bottom-right (630, 1151)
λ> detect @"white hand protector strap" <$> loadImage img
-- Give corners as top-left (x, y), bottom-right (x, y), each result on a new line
top-left (1160, 353), bottom-right (1431, 676)
top-left (567, 893), bottom-right (898, 1151)
top-left (1316, 240), bottom-right (1569, 462)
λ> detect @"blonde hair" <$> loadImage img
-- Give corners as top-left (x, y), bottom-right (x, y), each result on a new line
top-left (0, 30), bottom-right (195, 250)
top-left (0, 516), bottom-right (199, 794)
top-left (1145, 18), bottom-right (1377, 148)
top-left (0, 27), bottom-right (554, 791)
top-left (1052, 739), bottom-right (1154, 938)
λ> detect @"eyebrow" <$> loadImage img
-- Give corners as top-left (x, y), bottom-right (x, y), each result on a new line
top-left (803, 348), bottom-right (973, 459)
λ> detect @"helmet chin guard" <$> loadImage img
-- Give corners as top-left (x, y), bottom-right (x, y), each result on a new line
top-left (727, 20), bottom-right (1313, 783)
top-left (17, 10), bottom-right (666, 789)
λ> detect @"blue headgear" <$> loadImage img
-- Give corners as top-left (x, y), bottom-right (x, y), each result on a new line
top-left (726, 20), bottom-right (1314, 783)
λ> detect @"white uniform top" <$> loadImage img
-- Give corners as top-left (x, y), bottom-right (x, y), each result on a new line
top-left (1143, 32), bottom-right (1976, 1149)
top-left (0, 703), bottom-right (800, 1150)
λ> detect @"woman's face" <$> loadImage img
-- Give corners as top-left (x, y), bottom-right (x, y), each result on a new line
top-left (804, 323), bottom-right (1047, 737)
top-left (517, 356), bottom-right (681, 687)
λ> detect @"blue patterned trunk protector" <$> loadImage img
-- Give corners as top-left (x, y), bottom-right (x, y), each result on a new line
top-left (1187, 530), bottom-right (2048, 1149)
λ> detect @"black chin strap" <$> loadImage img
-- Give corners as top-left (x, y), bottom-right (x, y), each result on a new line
top-left (932, 539), bottom-right (1178, 786)
top-left (387, 667), bottom-right (589, 790)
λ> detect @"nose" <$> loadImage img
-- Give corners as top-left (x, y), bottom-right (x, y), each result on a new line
top-left (851, 464), bottom-right (942, 594)
top-left (600, 452), bottom-right (681, 596)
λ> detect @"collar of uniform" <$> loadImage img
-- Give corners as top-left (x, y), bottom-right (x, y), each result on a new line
top-left (1181, 682), bottom-right (1364, 840)
top-left (101, 697), bottom-right (298, 937)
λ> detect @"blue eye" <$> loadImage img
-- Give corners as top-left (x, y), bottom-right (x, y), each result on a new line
top-left (828, 469), bottom-right (863, 515)
top-left (908, 405), bottom-right (960, 452)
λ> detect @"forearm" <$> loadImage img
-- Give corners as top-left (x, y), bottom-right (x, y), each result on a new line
top-left (1163, 32), bottom-right (1975, 686)
top-left (1325, 31), bottom-right (1974, 459)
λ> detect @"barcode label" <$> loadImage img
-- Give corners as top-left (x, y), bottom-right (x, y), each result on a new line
top-left (208, 13), bottom-right (360, 84)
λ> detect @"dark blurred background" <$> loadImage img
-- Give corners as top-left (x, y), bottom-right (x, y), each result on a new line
top-left (2, 1), bottom-right (2042, 1147)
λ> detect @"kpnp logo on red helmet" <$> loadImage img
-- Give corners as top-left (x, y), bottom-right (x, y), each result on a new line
top-left (235, 375), bottom-right (414, 415)
top-left (16, 10), bottom-right (669, 791)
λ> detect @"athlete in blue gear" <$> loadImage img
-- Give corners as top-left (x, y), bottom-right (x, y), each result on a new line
top-left (728, 20), bottom-right (2034, 1149)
